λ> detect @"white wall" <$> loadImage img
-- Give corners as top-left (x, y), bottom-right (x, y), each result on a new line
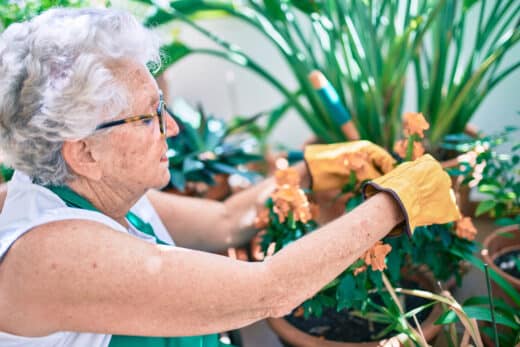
top-left (160, 17), bottom-right (313, 149)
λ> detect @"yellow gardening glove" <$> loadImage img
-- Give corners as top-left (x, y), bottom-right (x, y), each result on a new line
top-left (362, 154), bottom-right (461, 237)
top-left (304, 140), bottom-right (396, 191)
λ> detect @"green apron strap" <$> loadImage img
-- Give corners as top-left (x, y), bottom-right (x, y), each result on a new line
top-left (108, 333), bottom-right (232, 347)
top-left (46, 185), bottom-right (168, 245)
top-left (46, 185), bottom-right (236, 347)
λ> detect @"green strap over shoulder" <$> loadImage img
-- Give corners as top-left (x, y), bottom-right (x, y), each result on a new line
top-left (47, 185), bottom-right (168, 245)
top-left (108, 333), bottom-right (230, 347)
top-left (46, 185), bottom-right (235, 347)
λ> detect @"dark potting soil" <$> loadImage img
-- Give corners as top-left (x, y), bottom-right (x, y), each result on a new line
top-left (495, 249), bottom-right (520, 279)
top-left (284, 280), bottom-right (433, 344)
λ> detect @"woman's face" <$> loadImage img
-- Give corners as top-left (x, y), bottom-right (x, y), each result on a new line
top-left (91, 59), bottom-right (178, 196)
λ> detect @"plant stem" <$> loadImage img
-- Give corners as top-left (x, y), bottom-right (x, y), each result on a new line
top-left (484, 263), bottom-right (500, 347)
top-left (405, 134), bottom-right (418, 161)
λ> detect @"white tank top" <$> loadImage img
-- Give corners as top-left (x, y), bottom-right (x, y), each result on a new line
top-left (0, 171), bottom-right (175, 347)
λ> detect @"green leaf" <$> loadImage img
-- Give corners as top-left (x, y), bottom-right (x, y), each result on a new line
top-left (463, 0), bottom-right (479, 11)
top-left (403, 302), bottom-right (436, 319)
top-left (463, 296), bottom-right (515, 314)
top-left (435, 309), bottom-right (457, 325)
top-left (336, 274), bottom-right (355, 309)
top-left (475, 200), bottom-right (497, 216)
top-left (479, 184), bottom-right (500, 194)
top-left (169, 169), bottom-right (186, 190)
top-left (440, 228), bottom-right (452, 247)
top-left (321, 278), bottom-right (339, 291)
top-left (266, 99), bottom-right (292, 134)
top-left (464, 306), bottom-right (519, 329)
top-left (287, 211), bottom-right (296, 229)
top-left (143, 6), bottom-right (175, 27)
top-left (182, 157), bottom-right (204, 173)
top-left (345, 194), bottom-right (363, 212)
top-left (263, 0), bottom-right (287, 22)
top-left (480, 326), bottom-right (517, 347)
top-left (496, 230), bottom-right (516, 239)
top-left (368, 269), bottom-right (383, 289)
top-left (454, 251), bottom-right (520, 306)
top-left (495, 217), bottom-right (518, 227)
top-left (318, 294), bottom-right (336, 307)
top-left (289, 0), bottom-right (321, 14)
top-left (386, 246), bottom-right (401, 282)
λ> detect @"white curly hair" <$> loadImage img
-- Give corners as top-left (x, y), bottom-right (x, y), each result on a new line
top-left (0, 8), bottom-right (161, 185)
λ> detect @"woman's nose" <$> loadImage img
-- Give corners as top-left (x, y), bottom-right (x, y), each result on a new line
top-left (165, 113), bottom-right (179, 137)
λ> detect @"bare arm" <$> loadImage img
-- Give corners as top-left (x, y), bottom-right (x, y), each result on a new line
top-left (0, 193), bottom-right (401, 337)
top-left (147, 162), bottom-right (309, 252)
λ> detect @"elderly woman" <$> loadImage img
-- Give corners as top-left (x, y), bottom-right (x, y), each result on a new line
top-left (0, 8), bottom-right (459, 347)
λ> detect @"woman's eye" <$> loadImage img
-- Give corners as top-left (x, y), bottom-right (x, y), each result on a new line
top-left (142, 118), bottom-right (154, 125)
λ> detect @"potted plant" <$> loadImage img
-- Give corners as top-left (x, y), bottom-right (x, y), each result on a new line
top-left (128, 0), bottom-right (518, 154)
top-left (252, 113), bottom-right (484, 345)
top-left (254, 165), bottom-right (488, 346)
top-left (439, 126), bottom-right (520, 346)
top-left (474, 127), bottom-right (519, 341)
top-left (253, 166), bottom-right (441, 346)
top-left (163, 100), bottom-right (263, 199)
top-left (414, 1), bottom-right (520, 149)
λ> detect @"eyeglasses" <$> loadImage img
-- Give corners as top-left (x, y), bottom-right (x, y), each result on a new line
top-left (95, 92), bottom-right (168, 136)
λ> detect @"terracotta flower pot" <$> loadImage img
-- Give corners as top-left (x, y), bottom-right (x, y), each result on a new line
top-left (164, 174), bottom-right (231, 201)
top-left (266, 272), bottom-right (443, 347)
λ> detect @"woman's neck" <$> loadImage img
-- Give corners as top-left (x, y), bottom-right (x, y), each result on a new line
top-left (66, 178), bottom-right (141, 228)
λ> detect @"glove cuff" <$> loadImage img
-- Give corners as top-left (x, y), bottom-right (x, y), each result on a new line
top-left (362, 181), bottom-right (413, 237)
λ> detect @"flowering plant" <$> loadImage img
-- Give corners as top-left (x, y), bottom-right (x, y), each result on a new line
top-left (254, 112), bottom-right (481, 342)
top-left (459, 126), bottom-right (520, 226)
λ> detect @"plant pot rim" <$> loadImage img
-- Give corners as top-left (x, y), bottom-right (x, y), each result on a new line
top-left (482, 224), bottom-right (520, 287)
top-left (266, 272), bottom-right (443, 347)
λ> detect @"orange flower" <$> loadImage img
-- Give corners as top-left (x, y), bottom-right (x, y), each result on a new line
top-left (275, 167), bottom-right (300, 187)
top-left (270, 168), bottom-right (316, 224)
top-left (254, 208), bottom-right (270, 229)
top-left (353, 265), bottom-right (367, 276)
top-left (272, 185), bottom-right (313, 223)
top-left (403, 112), bottom-right (429, 138)
top-left (393, 139), bottom-right (425, 160)
top-left (341, 152), bottom-right (381, 181)
top-left (342, 151), bottom-right (369, 171)
top-left (362, 241), bottom-right (392, 272)
top-left (456, 217), bottom-right (477, 241)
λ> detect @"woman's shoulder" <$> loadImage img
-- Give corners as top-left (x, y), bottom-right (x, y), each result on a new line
top-left (0, 171), bottom-right (126, 259)
top-left (1, 171), bottom-right (124, 227)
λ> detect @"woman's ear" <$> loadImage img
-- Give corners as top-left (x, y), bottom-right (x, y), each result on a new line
top-left (62, 139), bottom-right (103, 181)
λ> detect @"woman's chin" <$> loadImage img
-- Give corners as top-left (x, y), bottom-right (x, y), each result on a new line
top-left (157, 170), bottom-right (171, 189)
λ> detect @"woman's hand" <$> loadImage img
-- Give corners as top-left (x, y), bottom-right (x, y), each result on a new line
top-left (363, 154), bottom-right (461, 236)
top-left (304, 140), bottom-right (396, 191)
